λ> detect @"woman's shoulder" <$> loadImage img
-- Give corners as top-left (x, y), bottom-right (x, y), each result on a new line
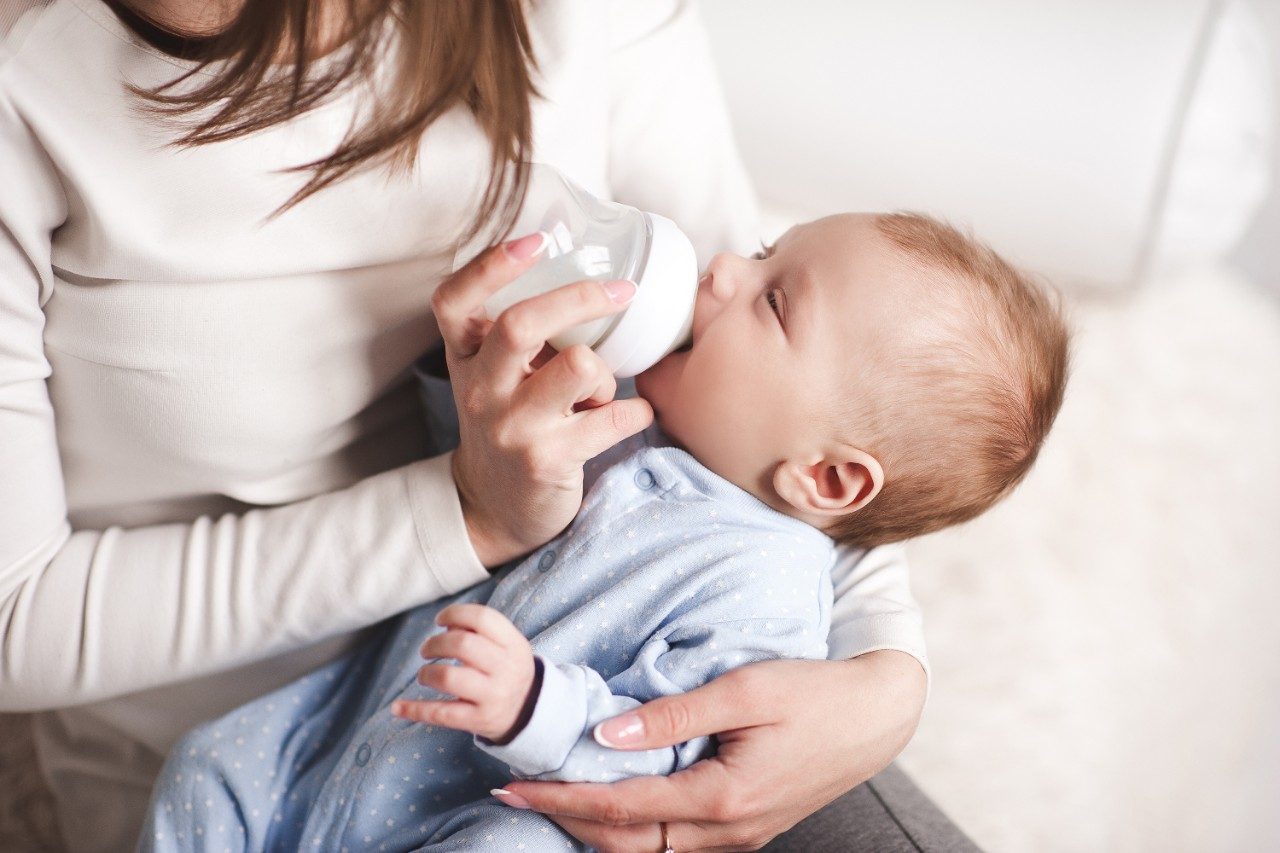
top-left (2, 0), bottom-right (113, 104)
top-left (1, 0), bottom-right (51, 38)
top-left (1, 0), bottom-right (69, 300)
top-left (1, 0), bottom-right (54, 68)
top-left (2, 0), bottom-right (179, 90)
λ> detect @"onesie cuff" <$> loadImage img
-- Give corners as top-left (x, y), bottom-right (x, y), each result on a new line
top-left (401, 452), bottom-right (489, 595)
top-left (474, 657), bottom-right (586, 777)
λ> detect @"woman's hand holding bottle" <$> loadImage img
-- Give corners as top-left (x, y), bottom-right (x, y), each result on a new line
top-left (432, 231), bottom-right (653, 568)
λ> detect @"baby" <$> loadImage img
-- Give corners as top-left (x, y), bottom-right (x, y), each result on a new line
top-left (140, 212), bottom-right (1068, 852)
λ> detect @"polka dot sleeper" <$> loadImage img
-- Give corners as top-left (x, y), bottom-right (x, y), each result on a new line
top-left (140, 427), bottom-right (835, 852)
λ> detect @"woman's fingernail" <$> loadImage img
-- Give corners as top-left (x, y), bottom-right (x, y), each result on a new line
top-left (490, 788), bottom-right (531, 809)
top-left (602, 279), bottom-right (637, 304)
top-left (503, 231), bottom-right (549, 260)
top-left (593, 715), bottom-right (645, 747)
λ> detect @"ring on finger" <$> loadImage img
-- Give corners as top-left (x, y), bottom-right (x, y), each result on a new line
top-left (660, 821), bottom-right (674, 853)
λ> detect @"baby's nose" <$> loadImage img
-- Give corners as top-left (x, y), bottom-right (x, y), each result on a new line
top-left (703, 256), bottom-right (739, 303)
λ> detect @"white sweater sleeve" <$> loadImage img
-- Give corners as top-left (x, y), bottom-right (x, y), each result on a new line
top-left (827, 544), bottom-right (929, 682)
top-left (0, 96), bottom-right (487, 713)
top-left (604, 0), bottom-right (929, 680)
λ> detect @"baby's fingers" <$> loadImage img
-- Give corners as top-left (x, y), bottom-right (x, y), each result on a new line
top-left (421, 628), bottom-right (506, 675)
top-left (436, 603), bottom-right (527, 650)
top-left (418, 662), bottom-right (488, 702)
top-left (391, 698), bottom-right (478, 732)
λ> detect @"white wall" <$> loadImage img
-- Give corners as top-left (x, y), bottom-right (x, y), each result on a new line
top-left (1233, 0), bottom-right (1280, 294)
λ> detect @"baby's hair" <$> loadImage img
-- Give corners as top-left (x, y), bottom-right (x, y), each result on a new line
top-left (828, 212), bottom-right (1070, 547)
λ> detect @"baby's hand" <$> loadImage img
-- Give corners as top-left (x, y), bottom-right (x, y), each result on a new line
top-left (391, 603), bottom-right (536, 744)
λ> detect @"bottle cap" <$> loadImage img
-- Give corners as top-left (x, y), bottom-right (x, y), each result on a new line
top-left (593, 212), bottom-right (698, 378)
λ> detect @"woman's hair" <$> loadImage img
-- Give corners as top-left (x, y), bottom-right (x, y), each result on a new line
top-left (117, 0), bottom-right (541, 241)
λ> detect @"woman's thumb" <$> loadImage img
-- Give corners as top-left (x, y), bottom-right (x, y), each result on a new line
top-left (592, 682), bottom-right (740, 751)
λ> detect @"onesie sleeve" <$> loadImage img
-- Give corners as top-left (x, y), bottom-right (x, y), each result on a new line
top-left (476, 562), bottom-right (831, 781)
top-left (477, 617), bottom-right (826, 781)
top-left (606, 0), bottom-right (764, 267)
top-left (0, 92), bottom-right (487, 712)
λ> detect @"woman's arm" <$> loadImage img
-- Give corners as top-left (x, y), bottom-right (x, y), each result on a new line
top-left (0, 97), bottom-right (489, 712)
top-left (0, 145), bottom-right (486, 711)
top-left (0, 95), bottom-right (641, 711)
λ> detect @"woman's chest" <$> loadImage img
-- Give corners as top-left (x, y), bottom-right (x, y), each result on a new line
top-left (28, 0), bottom-right (619, 513)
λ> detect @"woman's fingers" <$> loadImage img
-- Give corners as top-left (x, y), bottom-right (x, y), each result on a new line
top-left (515, 344), bottom-right (617, 416)
top-left (431, 232), bottom-right (551, 358)
top-left (477, 277), bottom-right (636, 393)
top-left (543, 814), bottom-right (766, 853)
top-left (506, 758), bottom-right (733, 825)
top-left (507, 344), bottom-right (653, 464)
top-left (590, 664), bottom-right (774, 751)
top-left (539, 815), bottom-right (715, 853)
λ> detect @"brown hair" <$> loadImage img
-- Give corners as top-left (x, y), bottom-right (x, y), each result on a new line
top-left (115, 0), bottom-right (542, 240)
top-left (829, 212), bottom-right (1070, 548)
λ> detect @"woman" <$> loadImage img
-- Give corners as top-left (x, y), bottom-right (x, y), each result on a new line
top-left (0, 0), bottom-right (933, 849)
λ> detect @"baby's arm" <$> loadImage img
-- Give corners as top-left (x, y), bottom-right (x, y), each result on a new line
top-left (483, 613), bottom-right (828, 783)
top-left (396, 576), bottom-right (830, 783)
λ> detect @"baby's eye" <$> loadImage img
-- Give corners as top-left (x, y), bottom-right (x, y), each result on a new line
top-left (765, 288), bottom-right (786, 325)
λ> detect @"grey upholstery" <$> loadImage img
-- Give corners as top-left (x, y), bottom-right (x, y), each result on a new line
top-left (767, 765), bottom-right (982, 853)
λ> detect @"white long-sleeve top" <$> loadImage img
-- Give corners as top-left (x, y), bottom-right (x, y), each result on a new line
top-left (0, 0), bottom-right (927, 848)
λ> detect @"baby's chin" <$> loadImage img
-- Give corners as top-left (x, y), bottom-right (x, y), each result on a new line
top-left (634, 347), bottom-right (687, 418)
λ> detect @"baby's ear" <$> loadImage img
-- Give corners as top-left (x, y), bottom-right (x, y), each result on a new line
top-left (772, 446), bottom-right (884, 520)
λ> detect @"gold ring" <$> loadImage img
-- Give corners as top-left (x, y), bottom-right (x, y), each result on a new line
top-left (660, 821), bottom-right (674, 853)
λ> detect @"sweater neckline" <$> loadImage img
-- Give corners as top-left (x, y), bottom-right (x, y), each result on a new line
top-left (99, 0), bottom-right (221, 62)
top-left (70, 0), bottom-right (374, 79)
top-left (69, 0), bottom-right (220, 74)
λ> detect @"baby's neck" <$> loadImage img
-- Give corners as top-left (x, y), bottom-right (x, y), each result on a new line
top-left (650, 426), bottom-right (830, 536)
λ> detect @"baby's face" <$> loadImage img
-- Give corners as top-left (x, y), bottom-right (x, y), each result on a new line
top-left (636, 213), bottom-right (914, 512)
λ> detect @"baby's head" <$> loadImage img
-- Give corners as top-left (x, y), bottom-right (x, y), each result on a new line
top-left (635, 212), bottom-right (1069, 547)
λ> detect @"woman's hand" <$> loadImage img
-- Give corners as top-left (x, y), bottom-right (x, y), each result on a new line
top-left (432, 231), bottom-right (654, 567)
top-left (499, 650), bottom-right (927, 853)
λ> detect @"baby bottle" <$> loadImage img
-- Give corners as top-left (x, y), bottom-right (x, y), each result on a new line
top-left (453, 163), bottom-right (699, 378)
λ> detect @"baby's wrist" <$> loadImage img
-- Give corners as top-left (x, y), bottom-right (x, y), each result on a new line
top-left (489, 656), bottom-right (543, 745)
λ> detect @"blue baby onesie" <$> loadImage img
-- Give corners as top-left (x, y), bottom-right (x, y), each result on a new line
top-left (140, 426), bottom-right (836, 852)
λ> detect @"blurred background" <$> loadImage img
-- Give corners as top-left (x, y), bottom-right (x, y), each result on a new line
top-left (696, 0), bottom-right (1279, 850)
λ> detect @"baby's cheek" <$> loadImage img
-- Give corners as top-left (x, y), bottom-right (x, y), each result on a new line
top-left (635, 359), bottom-right (679, 415)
